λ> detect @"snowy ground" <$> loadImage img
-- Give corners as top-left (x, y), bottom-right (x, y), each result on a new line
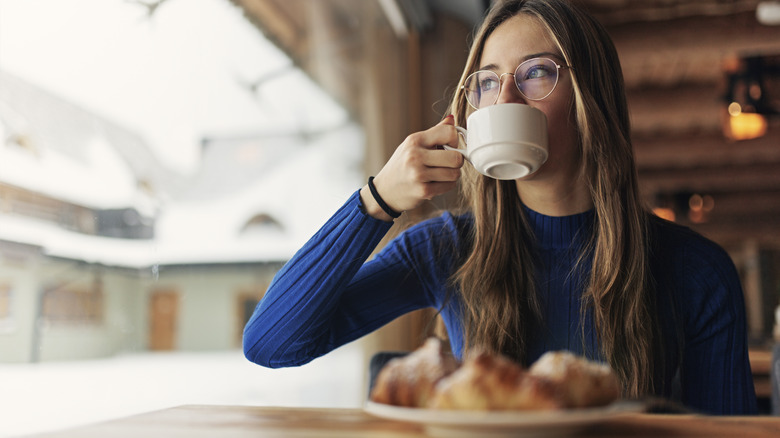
top-left (0, 342), bottom-right (365, 437)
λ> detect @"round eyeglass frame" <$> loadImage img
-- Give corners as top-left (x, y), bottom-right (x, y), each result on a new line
top-left (461, 57), bottom-right (572, 109)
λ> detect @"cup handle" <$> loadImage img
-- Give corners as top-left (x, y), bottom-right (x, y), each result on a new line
top-left (441, 126), bottom-right (469, 159)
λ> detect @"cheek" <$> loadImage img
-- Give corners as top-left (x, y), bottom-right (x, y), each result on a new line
top-left (541, 102), bottom-right (579, 160)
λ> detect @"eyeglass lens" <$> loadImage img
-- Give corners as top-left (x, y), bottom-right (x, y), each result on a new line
top-left (463, 58), bottom-right (560, 109)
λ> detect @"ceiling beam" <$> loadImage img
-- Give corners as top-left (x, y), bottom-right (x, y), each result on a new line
top-left (229, 0), bottom-right (307, 58)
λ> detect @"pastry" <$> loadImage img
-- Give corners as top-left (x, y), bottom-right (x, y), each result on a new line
top-left (370, 338), bottom-right (621, 411)
top-left (428, 351), bottom-right (563, 410)
top-left (528, 350), bottom-right (621, 408)
top-left (369, 338), bottom-right (458, 407)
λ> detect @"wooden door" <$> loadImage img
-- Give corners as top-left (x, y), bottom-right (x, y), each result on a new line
top-left (149, 290), bottom-right (179, 351)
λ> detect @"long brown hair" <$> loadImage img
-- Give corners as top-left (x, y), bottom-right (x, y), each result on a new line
top-left (449, 0), bottom-right (657, 397)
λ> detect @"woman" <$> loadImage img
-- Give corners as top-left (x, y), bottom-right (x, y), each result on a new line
top-left (243, 0), bottom-right (756, 415)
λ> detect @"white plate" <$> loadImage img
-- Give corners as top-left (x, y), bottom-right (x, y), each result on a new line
top-left (364, 401), bottom-right (644, 438)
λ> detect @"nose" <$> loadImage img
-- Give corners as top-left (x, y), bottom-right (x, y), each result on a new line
top-left (496, 73), bottom-right (527, 105)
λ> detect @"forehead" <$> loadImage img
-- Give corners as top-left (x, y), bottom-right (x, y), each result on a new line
top-left (480, 14), bottom-right (560, 67)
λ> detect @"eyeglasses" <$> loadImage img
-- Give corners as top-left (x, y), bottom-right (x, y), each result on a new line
top-left (461, 57), bottom-right (571, 109)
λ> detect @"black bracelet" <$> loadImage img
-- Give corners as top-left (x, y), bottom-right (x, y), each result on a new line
top-left (367, 176), bottom-right (401, 218)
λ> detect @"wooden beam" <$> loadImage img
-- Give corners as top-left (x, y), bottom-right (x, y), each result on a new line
top-left (303, 0), bottom-right (363, 119)
top-left (686, 218), bottom-right (780, 249)
top-left (229, 0), bottom-right (307, 60)
top-left (634, 128), bottom-right (780, 170)
top-left (627, 84), bottom-right (722, 135)
top-left (419, 14), bottom-right (471, 125)
top-left (607, 12), bottom-right (780, 88)
top-left (643, 189), bottom-right (780, 227)
top-left (586, 0), bottom-right (764, 25)
top-left (709, 190), bottom-right (780, 217)
top-left (639, 161), bottom-right (780, 193)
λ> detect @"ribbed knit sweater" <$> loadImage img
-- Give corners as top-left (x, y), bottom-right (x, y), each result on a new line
top-left (243, 190), bottom-right (757, 415)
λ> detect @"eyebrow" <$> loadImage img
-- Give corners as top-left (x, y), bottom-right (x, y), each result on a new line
top-left (478, 51), bottom-right (563, 71)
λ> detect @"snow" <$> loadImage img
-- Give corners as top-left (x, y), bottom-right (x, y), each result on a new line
top-left (152, 122), bottom-right (364, 265)
top-left (0, 134), bottom-right (141, 211)
top-left (0, 342), bottom-right (366, 438)
top-left (0, 120), bottom-right (364, 269)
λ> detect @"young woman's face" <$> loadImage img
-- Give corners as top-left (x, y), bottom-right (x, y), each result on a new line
top-left (479, 14), bottom-right (579, 183)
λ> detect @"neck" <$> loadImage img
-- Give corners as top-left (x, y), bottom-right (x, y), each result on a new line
top-left (515, 173), bottom-right (593, 217)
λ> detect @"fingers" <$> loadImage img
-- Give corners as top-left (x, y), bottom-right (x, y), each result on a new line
top-left (432, 116), bottom-right (464, 167)
top-left (403, 121), bottom-right (464, 170)
top-left (395, 156), bottom-right (461, 203)
top-left (424, 146), bottom-right (464, 169)
top-left (418, 117), bottom-right (460, 151)
top-left (415, 164), bottom-right (461, 184)
top-left (397, 138), bottom-right (463, 181)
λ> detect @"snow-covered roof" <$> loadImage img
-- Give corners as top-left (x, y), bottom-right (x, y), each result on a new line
top-left (0, 70), bottom-right (364, 268)
top-left (153, 122), bottom-right (364, 266)
top-left (0, 122), bottom-right (363, 268)
top-left (0, 70), bottom-right (180, 214)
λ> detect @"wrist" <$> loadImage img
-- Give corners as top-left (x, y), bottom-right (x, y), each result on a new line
top-left (367, 176), bottom-right (402, 219)
top-left (360, 185), bottom-right (395, 222)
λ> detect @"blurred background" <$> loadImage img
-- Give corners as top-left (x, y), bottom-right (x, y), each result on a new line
top-left (0, 0), bottom-right (779, 435)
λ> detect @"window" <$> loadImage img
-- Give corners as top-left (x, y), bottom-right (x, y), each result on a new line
top-left (0, 283), bottom-right (12, 330)
top-left (236, 286), bottom-right (268, 347)
top-left (241, 213), bottom-right (284, 234)
top-left (41, 279), bottom-right (103, 325)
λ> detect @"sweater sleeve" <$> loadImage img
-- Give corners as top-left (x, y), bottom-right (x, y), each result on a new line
top-left (677, 236), bottom-right (757, 415)
top-left (242, 190), bottom-right (442, 368)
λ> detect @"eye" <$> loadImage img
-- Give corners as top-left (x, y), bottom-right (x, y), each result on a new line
top-left (524, 63), bottom-right (553, 80)
top-left (479, 77), bottom-right (499, 91)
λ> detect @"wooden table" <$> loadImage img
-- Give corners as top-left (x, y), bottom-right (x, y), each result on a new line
top-left (30, 405), bottom-right (780, 438)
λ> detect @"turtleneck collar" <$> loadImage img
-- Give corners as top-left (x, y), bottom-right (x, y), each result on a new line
top-left (523, 205), bottom-right (595, 249)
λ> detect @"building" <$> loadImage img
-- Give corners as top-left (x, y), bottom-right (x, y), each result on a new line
top-left (0, 69), bottom-right (362, 362)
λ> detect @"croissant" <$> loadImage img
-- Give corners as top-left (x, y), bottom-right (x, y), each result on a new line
top-left (428, 351), bottom-right (563, 410)
top-left (370, 338), bottom-right (621, 411)
top-left (528, 350), bottom-right (621, 408)
top-left (369, 338), bottom-right (458, 407)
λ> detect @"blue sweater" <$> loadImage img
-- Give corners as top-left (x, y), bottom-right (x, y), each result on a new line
top-left (243, 190), bottom-right (757, 415)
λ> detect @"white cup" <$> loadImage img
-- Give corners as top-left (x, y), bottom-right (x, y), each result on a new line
top-left (444, 103), bottom-right (548, 180)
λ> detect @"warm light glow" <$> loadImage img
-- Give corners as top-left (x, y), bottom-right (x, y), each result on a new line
top-left (727, 111), bottom-right (768, 140)
top-left (702, 195), bottom-right (715, 212)
top-left (728, 102), bottom-right (742, 116)
top-left (689, 209), bottom-right (706, 224)
top-left (689, 194), bottom-right (704, 211)
top-left (749, 83), bottom-right (763, 101)
top-left (687, 194), bottom-right (714, 224)
top-left (653, 207), bottom-right (676, 222)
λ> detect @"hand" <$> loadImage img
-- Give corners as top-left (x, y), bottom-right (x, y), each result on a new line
top-left (361, 116), bottom-right (464, 221)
